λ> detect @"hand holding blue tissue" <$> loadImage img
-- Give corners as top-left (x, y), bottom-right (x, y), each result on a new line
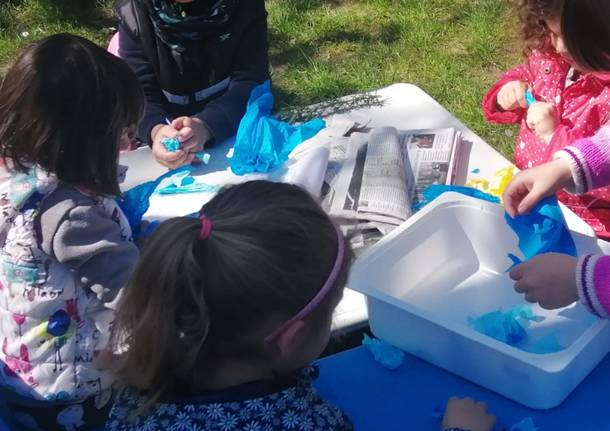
top-left (230, 80), bottom-right (326, 175)
top-left (505, 196), bottom-right (577, 261)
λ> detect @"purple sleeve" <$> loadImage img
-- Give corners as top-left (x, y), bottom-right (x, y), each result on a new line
top-left (555, 125), bottom-right (610, 194)
top-left (577, 254), bottom-right (610, 318)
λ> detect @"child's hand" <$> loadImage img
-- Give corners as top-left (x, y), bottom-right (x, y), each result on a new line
top-left (497, 81), bottom-right (528, 111)
top-left (503, 159), bottom-right (572, 217)
top-left (151, 124), bottom-right (195, 169)
top-left (527, 101), bottom-right (558, 142)
top-left (510, 253), bottom-right (578, 309)
top-left (171, 116), bottom-right (213, 156)
top-left (442, 397), bottom-right (496, 431)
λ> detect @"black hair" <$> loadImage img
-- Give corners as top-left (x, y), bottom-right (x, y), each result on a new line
top-left (561, 0), bottom-right (610, 71)
top-left (111, 180), bottom-right (352, 404)
top-left (0, 33), bottom-right (144, 196)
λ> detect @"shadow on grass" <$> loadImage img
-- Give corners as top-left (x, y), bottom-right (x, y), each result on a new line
top-left (269, 22), bottom-right (401, 69)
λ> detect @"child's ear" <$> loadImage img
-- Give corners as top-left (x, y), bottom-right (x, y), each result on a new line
top-left (274, 320), bottom-right (307, 358)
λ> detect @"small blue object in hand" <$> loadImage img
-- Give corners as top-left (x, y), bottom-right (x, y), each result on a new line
top-left (525, 89), bottom-right (537, 106)
top-left (162, 136), bottom-right (181, 152)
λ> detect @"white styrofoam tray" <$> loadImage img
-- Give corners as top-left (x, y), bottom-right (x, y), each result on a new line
top-left (349, 192), bottom-right (610, 409)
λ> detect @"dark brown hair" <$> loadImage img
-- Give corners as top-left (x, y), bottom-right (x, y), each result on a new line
top-left (111, 181), bottom-right (351, 404)
top-left (561, 0), bottom-right (610, 71)
top-left (517, 0), bottom-right (564, 54)
top-left (0, 33), bottom-right (144, 196)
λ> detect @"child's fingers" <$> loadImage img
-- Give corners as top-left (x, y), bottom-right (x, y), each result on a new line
top-left (517, 188), bottom-right (544, 215)
top-left (171, 117), bottom-right (188, 130)
top-left (509, 262), bottom-right (526, 281)
top-left (162, 149), bottom-right (187, 163)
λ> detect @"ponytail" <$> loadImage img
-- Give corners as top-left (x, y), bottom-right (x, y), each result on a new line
top-left (111, 217), bottom-right (211, 404)
top-left (112, 181), bottom-right (352, 410)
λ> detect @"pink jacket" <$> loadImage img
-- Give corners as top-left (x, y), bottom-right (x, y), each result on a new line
top-left (483, 51), bottom-right (610, 239)
top-left (557, 125), bottom-right (610, 317)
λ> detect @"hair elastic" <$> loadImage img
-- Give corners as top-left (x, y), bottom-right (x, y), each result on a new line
top-left (199, 216), bottom-right (213, 240)
top-left (264, 223), bottom-right (345, 343)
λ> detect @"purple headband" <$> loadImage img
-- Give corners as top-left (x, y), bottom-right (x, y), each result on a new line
top-left (199, 216), bottom-right (213, 240)
top-left (265, 224), bottom-right (345, 344)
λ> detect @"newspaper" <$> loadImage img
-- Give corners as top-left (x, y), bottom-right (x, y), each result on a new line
top-left (321, 126), bottom-right (464, 248)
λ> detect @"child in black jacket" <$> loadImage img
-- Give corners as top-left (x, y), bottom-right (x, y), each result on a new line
top-left (114, 0), bottom-right (269, 168)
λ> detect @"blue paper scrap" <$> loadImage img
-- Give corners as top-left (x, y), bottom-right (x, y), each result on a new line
top-left (506, 253), bottom-right (523, 272)
top-left (415, 184), bottom-right (500, 210)
top-left (505, 196), bottom-right (577, 260)
top-left (161, 136), bottom-right (180, 152)
top-left (468, 304), bottom-right (543, 346)
top-left (511, 416), bottom-right (539, 431)
top-left (525, 89), bottom-right (537, 107)
top-left (155, 170), bottom-right (220, 195)
top-left (230, 80), bottom-right (326, 175)
top-left (362, 334), bottom-right (405, 370)
top-left (116, 166), bottom-right (192, 239)
top-left (469, 304), bottom-right (564, 353)
top-left (471, 168), bottom-right (481, 174)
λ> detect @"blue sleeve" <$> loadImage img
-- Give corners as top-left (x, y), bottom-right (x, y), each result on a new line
top-left (118, 24), bottom-right (169, 145)
top-left (196, 1), bottom-right (270, 143)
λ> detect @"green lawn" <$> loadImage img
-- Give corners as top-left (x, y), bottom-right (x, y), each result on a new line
top-left (0, 0), bottom-right (522, 157)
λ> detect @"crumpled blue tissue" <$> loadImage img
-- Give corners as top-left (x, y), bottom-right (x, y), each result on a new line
top-left (116, 166), bottom-right (192, 238)
top-left (505, 196), bottom-right (577, 260)
top-left (162, 136), bottom-right (180, 152)
top-left (154, 169), bottom-right (220, 195)
top-left (162, 137), bottom-right (211, 164)
top-left (468, 304), bottom-right (544, 346)
top-left (511, 417), bottom-right (539, 431)
top-left (362, 334), bottom-right (405, 370)
top-left (230, 80), bottom-right (326, 175)
top-left (415, 184), bottom-right (500, 210)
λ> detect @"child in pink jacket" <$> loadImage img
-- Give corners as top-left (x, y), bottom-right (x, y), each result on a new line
top-left (502, 0), bottom-right (610, 317)
top-left (483, 0), bottom-right (610, 239)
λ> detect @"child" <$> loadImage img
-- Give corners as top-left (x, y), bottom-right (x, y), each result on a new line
top-left (105, 181), bottom-right (495, 430)
top-left (113, 0), bottom-right (270, 169)
top-left (502, 0), bottom-right (610, 318)
top-left (482, 0), bottom-right (610, 240)
top-left (0, 34), bottom-right (142, 430)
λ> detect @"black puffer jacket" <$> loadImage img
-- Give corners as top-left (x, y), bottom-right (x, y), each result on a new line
top-left (114, 0), bottom-right (269, 144)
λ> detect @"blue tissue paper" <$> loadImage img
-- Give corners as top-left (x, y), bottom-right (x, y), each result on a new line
top-left (230, 80), bottom-right (326, 175)
top-left (468, 304), bottom-right (543, 346)
top-left (161, 136), bottom-right (181, 152)
top-left (415, 184), bottom-right (500, 210)
top-left (362, 334), bottom-right (405, 370)
top-left (511, 417), bottom-right (539, 431)
top-left (505, 196), bottom-right (577, 260)
top-left (154, 169), bottom-right (220, 195)
top-left (116, 166), bottom-right (192, 239)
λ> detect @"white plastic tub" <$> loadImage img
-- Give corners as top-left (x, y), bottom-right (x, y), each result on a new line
top-left (349, 192), bottom-right (610, 409)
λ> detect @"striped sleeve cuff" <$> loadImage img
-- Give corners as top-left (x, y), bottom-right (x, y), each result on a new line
top-left (577, 254), bottom-right (610, 318)
top-left (555, 146), bottom-right (592, 195)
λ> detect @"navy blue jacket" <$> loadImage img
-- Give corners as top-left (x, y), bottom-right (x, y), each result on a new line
top-left (114, 0), bottom-right (269, 144)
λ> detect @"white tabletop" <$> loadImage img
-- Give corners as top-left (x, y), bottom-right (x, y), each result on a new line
top-left (119, 83), bottom-right (593, 333)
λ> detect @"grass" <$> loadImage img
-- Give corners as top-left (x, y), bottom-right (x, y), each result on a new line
top-left (0, 0), bottom-right (522, 157)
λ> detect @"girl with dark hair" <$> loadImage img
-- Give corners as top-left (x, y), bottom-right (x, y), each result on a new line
top-left (105, 180), bottom-right (494, 430)
top-left (483, 0), bottom-right (610, 240)
top-left (113, 0), bottom-right (269, 169)
top-left (502, 1), bottom-right (610, 320)
top-left (0, 34), bottom-right (142, 430)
